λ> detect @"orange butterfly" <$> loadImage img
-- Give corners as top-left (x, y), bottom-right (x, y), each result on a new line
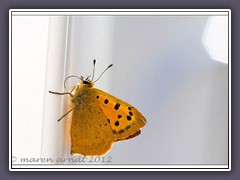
top-left (49, 60), bottom-right (146, 156)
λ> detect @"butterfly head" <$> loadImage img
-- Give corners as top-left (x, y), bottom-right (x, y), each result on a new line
top-left (80, 76), bottom-right (94, 88)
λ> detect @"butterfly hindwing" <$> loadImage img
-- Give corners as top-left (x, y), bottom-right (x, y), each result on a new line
top-left (71, 94), bottom-right (114, 156)
top-left (88, 88), bottom-right (146, 142)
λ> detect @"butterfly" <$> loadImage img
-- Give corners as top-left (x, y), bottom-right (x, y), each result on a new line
top-left (49, 60), bottom-right (146, 156)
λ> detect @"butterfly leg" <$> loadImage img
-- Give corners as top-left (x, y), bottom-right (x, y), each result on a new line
top-left (57, 105), bottom-right (77, 122)
top-left (49, 91), bottom-right (77, 121)
top-left (49, 91), bottom-right (73, 98)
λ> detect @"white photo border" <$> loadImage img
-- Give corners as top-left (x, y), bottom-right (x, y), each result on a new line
top-left (9, 9), bottom-right (231, 171)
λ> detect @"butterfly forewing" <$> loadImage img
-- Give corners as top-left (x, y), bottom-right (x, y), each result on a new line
top-left (88, 88), bottom-right (146, 142)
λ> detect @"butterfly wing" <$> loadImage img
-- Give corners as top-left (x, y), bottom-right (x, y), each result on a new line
top-left (71, 93), bottom-right (114, 156)
top-left (88, 88), bottom-right (147, 142)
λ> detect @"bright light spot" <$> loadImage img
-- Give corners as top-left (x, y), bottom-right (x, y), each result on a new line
top-left (202, 16), bottom-right (228, 64)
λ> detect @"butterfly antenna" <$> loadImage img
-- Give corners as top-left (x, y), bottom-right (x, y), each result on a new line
top-left (91, 59), bottom-right (96, 81)
top-left (93, 64), bottom-right (113, 83)
top-left (64, 75), bottom-right (81, 89)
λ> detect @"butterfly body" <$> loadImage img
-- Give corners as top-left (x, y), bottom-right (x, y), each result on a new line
top-left (50, 61), bottom-right (146, 156)
top-left (70, 78), bottom-right (146, 156)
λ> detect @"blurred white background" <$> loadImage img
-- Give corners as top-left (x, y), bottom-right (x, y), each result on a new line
top-left (11, 11), bottom-right (229, 165)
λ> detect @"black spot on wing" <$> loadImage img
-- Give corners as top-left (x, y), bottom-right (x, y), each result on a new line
top-left (115, 121), bottom-right (119, 126)
top-left (118, 129), bottom-right (124, 134)
top-left (114, 103), bottom-right (120, 110)
top-left (126, 125), bottom-right (131, 130)
top-left (104, 99), bottom-right (109, 104)
top-left (127, 116), bottom-right (132, 121)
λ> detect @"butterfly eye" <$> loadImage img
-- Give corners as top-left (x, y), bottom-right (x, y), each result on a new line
top-left (83, 81), bottom-right (91, 86)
